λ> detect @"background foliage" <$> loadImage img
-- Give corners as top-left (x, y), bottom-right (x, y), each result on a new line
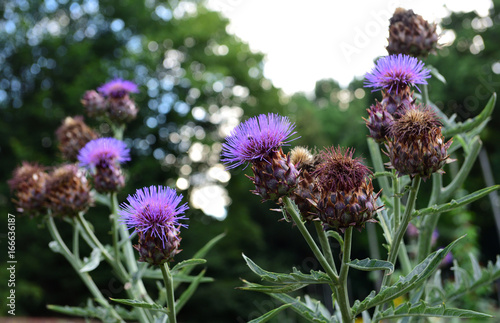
top-left (0, 0), bottom-right (499, 321)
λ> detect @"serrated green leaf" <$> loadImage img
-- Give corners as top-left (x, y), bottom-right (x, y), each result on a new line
top-left (242, 281), bottom-right (330, 323)
top-left (190, 232), bottom-right (225, 263)
top-left (413, 185), bottom-right (500, 219)
top-left (428, 65), bottom-right (447, 84)
top-left (242, 254), bottom-right (332, 284)
top-left (430, 255), bottom-right (500, 305)
top-left (238, 279), bottom-right (307, 293)
top-left (48, 303), bottom-right (136, 321)
top-left (379, 300), bottom-right (491, 320)
top-left (443, 93), bottom-right (496, 137)
top-left (175, 269), bottom-right (206, 314)
top-left (80, 248), bottom-right (102, 273)
top-left (142, 269), bottom-right (213, 283)
top-left (47, 304), bottom-right (97, 317)
top-left (171, 258), bottom-right (206, 273)
top-left (469, 253), bottom-right (482, 280)
top-left (110, 298), bottom-right (167, 313)
top-left (352, 236), bottom-right (464, 316)
top-left (347, 258), bottom-right (394, 274)
top-left (248, 303), bottom-right (292, 323)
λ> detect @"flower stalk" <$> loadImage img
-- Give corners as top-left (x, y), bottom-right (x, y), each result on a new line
top-left (337, 226), bottom-right (354, 323)
top-left (283, 197), bottom-right (339, 284)
top-left (46, 216), bottom-right (124, 322)
top-left (161, 263), bottom-right (177, 323)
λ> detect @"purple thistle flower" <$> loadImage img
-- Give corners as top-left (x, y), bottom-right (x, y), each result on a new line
top-left (221, 113), bottom-right (297, 169)
top-left (97, 78), bottom-right (139, 98)
top-left (364, 54), bottom-right (430, 93)
top-left (78, 137), bottom-right (130, 170)
top-left (119, 186), bottom-right (189, 247)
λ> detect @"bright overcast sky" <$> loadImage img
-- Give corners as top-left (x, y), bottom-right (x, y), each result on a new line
top-left (207, 0), bottom-right (492, 94)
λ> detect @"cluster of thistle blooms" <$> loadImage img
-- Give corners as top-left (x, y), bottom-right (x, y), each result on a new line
top-left (363, 8), bottom-right (452, 181)
top-left (221, 114), bottom-right (380, 232)
top-left (81, 78), bottom-right (139, 123)
top-left (9, 78), bottom-right (188, 266)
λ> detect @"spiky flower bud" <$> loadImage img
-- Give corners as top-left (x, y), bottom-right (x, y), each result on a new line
top-left (288, 146), bottom-right (319, 221)
top-left (363, 101), bottom-right (394, 142)
top-left (221, 113), bottom-right (299, 202)
top-left (8, 162), bottom-right (49, 215)
top-left (135, 229), bottom-right (182, 265)
top-left (386, 106), bottom-right (453, 180)
top-left (119, 186), bottom-right (188, 265)
top-left (82, 90), bottom-right (107, 118)
top-left (83, 79), bottom-right (140, 123)
top-left (78, 138), bottom-right (130, 193)
top-left (56, 116), bottom-right (98, 162)
top-left (45, 164), bottom-right (91, 217)
top-left (387, 8), bottom-right (438, 58)
top-left (381, 88), bottom-right (415, 116)
top-left (107, 96), bottom-right (139, 123)
top-left (313, 147), bottom-right (379, 231)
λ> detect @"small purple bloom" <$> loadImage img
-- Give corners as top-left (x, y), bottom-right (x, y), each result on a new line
top-left (364, 54), bottom-right (430, 93)
top-left (97, 78), bottom-right (139, 98)
top-left (119, 186), bottom-right (188, 247)
top-left (78, 137), bottom-right (130, 170)
top-left (221, 113), bottom-right (297, 169)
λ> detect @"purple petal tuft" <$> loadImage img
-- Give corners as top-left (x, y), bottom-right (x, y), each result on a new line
top-left (97, 78), bottom-right (139, 98)
top-left (119, 186), bottom-right (189, 246)
top-left (364, 54), bottom-right (430, 93)
top-left (78, 137), bottom-right (130, 169)
top-left (221, 113), bottom-right (297, 169)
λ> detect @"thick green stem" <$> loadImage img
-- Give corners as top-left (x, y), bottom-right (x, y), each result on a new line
top-left (367, 138), bottom-right (391, 195)
top-left (111, 193), bottom-right (121, 265)
top-left (314, 222), bottom-right (338, 275)
top-left (373, 176), bottom-right (421, 321)
top-left (46, 216), bottom-right (124, 322)
top-left (284, 197), bottom-right (339, 284)
top-left (337, 226), bottom-right (354, 323)
top-left (77, 213), bottom-right (116, 265)
top-left (389, 176), bottom-right (420, 267)
top-left (161, 263), bottom-right (177, 323)
top-left (77, 212), bottom-right (150, 322)
top-left (393, 173), bottom-right (401, 230)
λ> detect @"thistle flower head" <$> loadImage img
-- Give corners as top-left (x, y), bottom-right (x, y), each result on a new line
top-left (97, 78), bottom-right (139, 98)
top-left (45, 164), bottom-right (91, 217)
top-left (363, 101), bottom-right (394, 143)
top-left (119, 186), bottom-right (188, 249)
top-left (364, 54), bottom-right (430, 94)
top-left (81, 90), bottom-right (107, 118)
top-left (221, 113), bottom-right (297, 169)
top-left (314, 147), bottom-right (372, 193)
top-left (387, 8), bottom-right (438, 57)
top-left (386, 105), bottom-right (453, 179)
top-left (56, 116), bottom-right (98, 162)
top-left (313, 146), bottom-right (379, 231)
top-left (290, 146), bottom-right (315, 168)
top-left (78, 138), bottom-right (130, 170)
top-left (9, 162), bottom-right (49, 215)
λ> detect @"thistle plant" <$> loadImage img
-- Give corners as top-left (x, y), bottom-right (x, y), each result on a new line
top-left (222, 9), bottom-right (500, 323)
top-left (9, 79), bottom-right (223, 323)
